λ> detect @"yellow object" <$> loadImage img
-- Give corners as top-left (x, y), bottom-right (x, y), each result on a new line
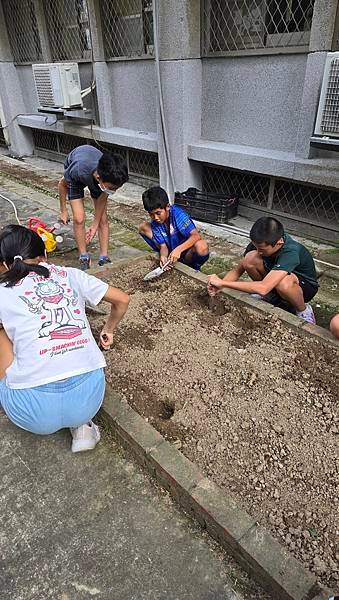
top-left (36, 226), bottom-right (57, 253)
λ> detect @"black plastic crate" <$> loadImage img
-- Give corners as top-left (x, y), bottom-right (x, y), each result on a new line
top-left (174, 187), bottom-right (239, 224)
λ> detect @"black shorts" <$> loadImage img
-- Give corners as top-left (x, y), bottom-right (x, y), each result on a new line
top-left (67, 181), bottom-right (101, 201)
top-left (263, 275), bottom-right (318, 308)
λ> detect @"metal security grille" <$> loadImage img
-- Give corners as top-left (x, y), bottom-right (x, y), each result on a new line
top-left (202, 165), bottom-right (270, 206)
top-left (273, 180), bottom-right (339, 225)
top-left (202, 165), bottom-right (339, 231)
top-left (202, 0), bottom-right (315, 54)
top-left (100, 0), bottom-right (154, 59)
top-left (31, 129), bottom-right (159, 184)
top-left (320, 58), bottom-right (339, 135)
top-left (2, 0), bottom-right (42, 64)
top-left (129, 149), bottom-right (159, 179)
top-left (43, 0), bottom-right (92, 61)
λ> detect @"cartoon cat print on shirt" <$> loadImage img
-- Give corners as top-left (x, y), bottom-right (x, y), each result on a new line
top-left (20, 279), bottom-right (86, 339)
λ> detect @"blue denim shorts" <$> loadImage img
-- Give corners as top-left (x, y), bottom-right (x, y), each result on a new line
top-left (0, 368), bottom-right (105, 435)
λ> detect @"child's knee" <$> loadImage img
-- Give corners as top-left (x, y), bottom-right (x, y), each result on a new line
top-left (242, 251), bottom-right (259, 271)
top-left (275, 274), bottom-right (296, 295)
top-left (138, 221), bottom-right (151, 237)
top-left (330, 314), bottom-right (339, 339)
top-left (194, 239), bottom-right (209, 256)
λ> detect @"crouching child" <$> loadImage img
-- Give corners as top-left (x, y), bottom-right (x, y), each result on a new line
top-left (207, 217), bottom-right (319, 324)
top-left (139, 186), bottom-right (209, 270)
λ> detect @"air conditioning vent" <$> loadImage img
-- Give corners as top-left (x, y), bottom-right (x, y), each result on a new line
top-left (314, 52), bottom-right (339, 138)
top-left (32, 63), bottom-right (83, 110)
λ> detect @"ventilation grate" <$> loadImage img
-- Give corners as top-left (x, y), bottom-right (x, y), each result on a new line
top-left (320, 58), bottom-right (339, 135)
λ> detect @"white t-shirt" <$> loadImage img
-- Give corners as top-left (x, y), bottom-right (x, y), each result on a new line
top-left (0, 263), bottom-right (109, 389)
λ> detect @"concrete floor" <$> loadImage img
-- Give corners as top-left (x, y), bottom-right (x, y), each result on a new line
top-left (0, 412), bottom-right (267, 600)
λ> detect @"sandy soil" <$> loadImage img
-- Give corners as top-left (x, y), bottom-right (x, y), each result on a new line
top-left (90, 257), bottom-right (339, 590)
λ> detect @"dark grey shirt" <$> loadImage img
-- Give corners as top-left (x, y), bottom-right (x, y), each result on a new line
top-left (64, 145), bottom-right (103, 188)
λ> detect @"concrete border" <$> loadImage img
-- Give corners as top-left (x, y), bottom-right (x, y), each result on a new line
top-left (92, 257), bottom-right (336, 599)
top-left (100, 389), bottom-right (333, 600)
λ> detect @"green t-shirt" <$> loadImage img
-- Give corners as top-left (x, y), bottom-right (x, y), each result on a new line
top-left (245, 234), bottom-right (318, 287)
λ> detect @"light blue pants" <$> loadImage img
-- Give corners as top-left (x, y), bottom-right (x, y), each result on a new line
top-left (0, 368), bottom-right (105, 435)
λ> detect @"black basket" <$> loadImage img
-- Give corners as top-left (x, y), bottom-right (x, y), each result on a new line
top-left (174, 188), bottom-right (239, 224)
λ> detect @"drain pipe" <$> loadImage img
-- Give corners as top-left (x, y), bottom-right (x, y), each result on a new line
top-left (152, 0), bottom-right (176, 200)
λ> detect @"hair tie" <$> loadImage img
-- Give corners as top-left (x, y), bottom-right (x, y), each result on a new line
top-left (13, 255), bottom-right (23, 261)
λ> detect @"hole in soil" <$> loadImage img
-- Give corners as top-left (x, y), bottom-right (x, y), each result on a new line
top-left (160, 400), bottom-right (175, 420)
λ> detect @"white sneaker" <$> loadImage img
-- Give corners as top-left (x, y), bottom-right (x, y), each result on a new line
top-left (296, 304), bottom-right (316, 325)
top-left (70, 421), bottom-right (100, 453)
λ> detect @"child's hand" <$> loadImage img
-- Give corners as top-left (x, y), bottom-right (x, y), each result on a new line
top-left (207, 274), bottom-right (223, 294)
top-left (86, 223), bottom-right (98, 243)
top-left (99, 331), bottom-right (113, 350)
top-left (59, 209), bottom-right (70, 225)
top-left (168, 248), bottom-right (181, 264)
top-left (160, 254), bottom-right (169, 268)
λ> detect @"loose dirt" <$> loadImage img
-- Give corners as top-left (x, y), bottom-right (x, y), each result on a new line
top-left (90, 257), bottom-right (338, 590)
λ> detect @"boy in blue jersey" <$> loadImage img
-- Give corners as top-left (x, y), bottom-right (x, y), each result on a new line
top-left (139, 186), bottom-right (209, 270)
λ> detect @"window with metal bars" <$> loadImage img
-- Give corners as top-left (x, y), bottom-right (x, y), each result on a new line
top-left (202, 164), bottom-right (339, 229)
top-left (202, 0), bottom-right (315, 54)
top-left (43, 0), bottom-right (92, 61)
top-left (100, 0), bottom-right (154, 59)
top-left (2, 0), bottom-right (42, 64)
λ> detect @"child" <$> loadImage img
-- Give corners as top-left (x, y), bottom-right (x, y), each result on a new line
top-left (207, 217), bottom-right (319, 324)
top-left (0, 225), bottom-right (129, 452)
top-left (139, 186), bottom-right (209, 270)
top-left (330, 314), bottom-right (339, 339)
top-left (58, 145), bottom-right (128, 270)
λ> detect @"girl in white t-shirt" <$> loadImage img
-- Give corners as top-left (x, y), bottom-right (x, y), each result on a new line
top-left (0, 225), bottom-right (129, 452)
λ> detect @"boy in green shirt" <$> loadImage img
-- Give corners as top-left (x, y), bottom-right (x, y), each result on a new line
top-left (207, 217), bottom-right (318, 324)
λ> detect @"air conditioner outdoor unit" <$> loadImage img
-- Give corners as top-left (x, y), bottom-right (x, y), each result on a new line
top-left (32, 63), bottom-right (83, 110)
top-left (314, 52), bottom-right (339, 138)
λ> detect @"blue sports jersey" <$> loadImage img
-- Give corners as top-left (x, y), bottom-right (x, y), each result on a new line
top-left (151, 205), bottom-right (196, 251)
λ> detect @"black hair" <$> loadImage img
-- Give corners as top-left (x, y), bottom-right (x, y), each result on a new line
top-left (0, 224), bottom-right (49, 287)
top-left (250, 217), bottom-right (284, 246)
top-left (142, 186), bottom-right (169, 212)
top-left (97, 152), bottom-right (128, 186)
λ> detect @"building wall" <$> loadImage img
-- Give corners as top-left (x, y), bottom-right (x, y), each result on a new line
top-left (0, 0), bottom-right (338, 240)
top-left (201, 54), bottom-right (308, 152)
top-left (107, 60), bottom-right (157, 132)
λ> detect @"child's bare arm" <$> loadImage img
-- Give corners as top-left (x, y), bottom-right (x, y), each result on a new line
top-left (168, 229), bottom-right (201, 264)
top-left (99, 286), bottom-right (129, 349)
top-left (58, 177), bottom-right (70, 224)
top-left (159, 243), bottom-right (169, 267)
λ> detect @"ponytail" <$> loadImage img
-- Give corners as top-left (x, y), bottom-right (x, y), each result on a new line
top-left (0, 224), bottom-right (50, 287)
top-left (0, 257), bottom-right (49, 288)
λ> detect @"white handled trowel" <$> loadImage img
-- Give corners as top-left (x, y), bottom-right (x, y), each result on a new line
top-left (143, 260), bottom-right (171, 281)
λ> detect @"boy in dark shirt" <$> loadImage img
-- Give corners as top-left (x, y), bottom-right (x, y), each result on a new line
top-left (207, 217), bottom-right (318, 324)
top-left (139, 186), bottom-right (209, 270)
top-left (58, 145), bottom-right (128, 270)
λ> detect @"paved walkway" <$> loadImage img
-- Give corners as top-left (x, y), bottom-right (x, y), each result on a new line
top-left (0, 412), bottom-right (267, 600)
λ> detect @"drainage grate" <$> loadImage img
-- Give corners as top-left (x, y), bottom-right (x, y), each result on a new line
top-left (202, 164), bottom-right (339, 232)
top-left (31, 129), bottom-right (159, 185)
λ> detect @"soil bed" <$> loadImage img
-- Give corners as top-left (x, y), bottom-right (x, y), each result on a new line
top-left (90, 257), bottom-right (339, 590)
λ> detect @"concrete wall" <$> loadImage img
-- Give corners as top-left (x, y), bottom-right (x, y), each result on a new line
top-left (107, 60), bottom-right (157, 132)
top-left (201, 54), bottom-right (308, 152)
